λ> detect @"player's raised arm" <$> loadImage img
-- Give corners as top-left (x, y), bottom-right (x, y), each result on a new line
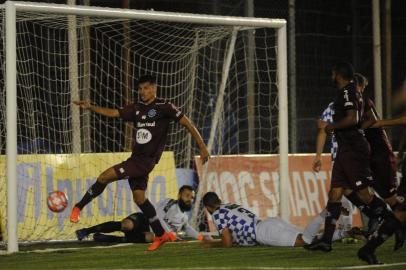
top-left (179, 115), bottom-right (210, 163)
top-left (73, 100), bottom-right (120, 118)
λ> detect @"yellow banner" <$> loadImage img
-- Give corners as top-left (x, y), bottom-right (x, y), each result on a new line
top-left (0, 152), bottom-right (177, 241)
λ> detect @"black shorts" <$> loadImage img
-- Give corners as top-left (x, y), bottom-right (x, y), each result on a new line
top-left (123, 213), bottom-right (150, 243)
top-left (370, 154), bottom-right (398, 199)
top-left (331, 150), bottom-right (373, 190)
top-left (113, 156), bottom-right (156, 191)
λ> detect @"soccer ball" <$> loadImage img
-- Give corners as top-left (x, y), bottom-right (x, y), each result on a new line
top-left (47, 191), bottom-right (68, 213)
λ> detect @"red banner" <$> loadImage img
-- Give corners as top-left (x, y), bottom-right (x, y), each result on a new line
top-left (195, 154), bottom-right (362, 229)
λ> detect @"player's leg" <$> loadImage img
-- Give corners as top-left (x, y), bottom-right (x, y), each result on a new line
top-left (256, 217), bottom-right (302, 247)
top-left (304, 159), bottom-right (345, 251)
top-left (358, 209), bottom-right (406, 265)
top-left (122, 213), bottom-right (152, 243)
top-left (93, 233), bottom-right (126, 243)
top-left (75, 221), bottom-right (121, 241)
top-left (130, 182), bottom-right (175, 251)
top-left (70, 166), bottom-right (119, 223)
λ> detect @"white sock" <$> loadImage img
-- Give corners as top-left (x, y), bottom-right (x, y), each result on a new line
top-left (302, 214), bottom-right (324, 244)
top-left (332, 229), bottom-right (348, 241)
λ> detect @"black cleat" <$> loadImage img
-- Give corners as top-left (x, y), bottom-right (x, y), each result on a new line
top-left (357, 247), bottom-right (382, 265)
top-left (347, 227), bottom-right (370, 242)
top-left (75, 229), bottom-right (89, 241)
top-left (394, 228), bottom-right (405, 251)
top-left (303, 239), bottom-right (332, 252)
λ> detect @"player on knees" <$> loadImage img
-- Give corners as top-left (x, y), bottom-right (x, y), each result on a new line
top-left (70, 75), bottom-right (209, 251)
top-left (75, 185), bottom-right (203, 243)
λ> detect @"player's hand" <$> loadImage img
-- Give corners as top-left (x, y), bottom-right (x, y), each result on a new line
top-left (312, 158), bottom-right (322, 172)
top-left (73, 100), bottom-right (92, 110)
top-left (324, 124), bottom-right (334, 134)
top-left (200, 148), bottom-right (210, 164)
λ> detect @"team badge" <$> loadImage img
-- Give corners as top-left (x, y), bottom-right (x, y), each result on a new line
top-left (148, 109), bottom-right (157, 118)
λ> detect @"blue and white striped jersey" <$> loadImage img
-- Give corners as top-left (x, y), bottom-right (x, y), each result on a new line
top-left (211, 203), bottom-right (258, 246)
top-left (320, 102), bottom-right (338, 160)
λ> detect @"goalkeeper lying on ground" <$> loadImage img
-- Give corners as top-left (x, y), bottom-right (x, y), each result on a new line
top-left (202, 192), bottom-right (367, 248)
top-left (75, 185), bottom-right (203, 243)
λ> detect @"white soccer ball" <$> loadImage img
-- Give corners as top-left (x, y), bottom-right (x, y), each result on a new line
top-left (47, 191), bottom-right (68, 213)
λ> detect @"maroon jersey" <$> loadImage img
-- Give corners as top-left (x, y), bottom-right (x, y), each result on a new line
top-left (332, 82), bottom-right (368, 152)
top-left (363, 98), bottom-right (394, 157)
top-left (118, 98), bottom-right (184, 163)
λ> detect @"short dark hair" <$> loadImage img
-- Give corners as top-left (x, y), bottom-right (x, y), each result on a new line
top-left (202, 192), bottom-right (221, 208)
top-left (354, 73), bottom-right (368, 88)
top-left (332, 62), bottom-right (354, 80)
top-left (179, 185), bottom-right (194, 194)
top-left (138, 75), bottom-right (156, 85)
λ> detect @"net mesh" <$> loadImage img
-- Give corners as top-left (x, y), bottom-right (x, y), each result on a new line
top-left (0, 9), bottom-right (279, 242)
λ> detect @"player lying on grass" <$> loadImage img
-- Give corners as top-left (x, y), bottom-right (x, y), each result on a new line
top-left (75, 185), bottom-right (204, 243)
top-left (202, 192), bottom-right (366, 248)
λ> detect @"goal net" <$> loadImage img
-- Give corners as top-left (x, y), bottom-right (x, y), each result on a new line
top-left (0, 2), bottom-right (287, 250)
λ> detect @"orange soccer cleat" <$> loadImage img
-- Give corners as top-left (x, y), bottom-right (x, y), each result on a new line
top-left (70, 206), bottom-right (81, 223)
top-left (147, 231), bottom-right (176, 251)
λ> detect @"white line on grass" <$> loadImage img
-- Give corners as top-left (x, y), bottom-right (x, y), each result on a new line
top-left (102, 264), bottom-right (406, 270)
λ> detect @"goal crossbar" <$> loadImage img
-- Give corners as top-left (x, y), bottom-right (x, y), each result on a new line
top-left (3, 0), bottom-right (288, 254)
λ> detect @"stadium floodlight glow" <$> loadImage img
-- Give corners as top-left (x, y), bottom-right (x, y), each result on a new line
top-left (1, 1), bottom-right (288, 253)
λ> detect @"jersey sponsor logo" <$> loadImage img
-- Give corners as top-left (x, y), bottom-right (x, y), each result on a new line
top-left (137, 121), bottom-right (156, 128)
top-left (119, 167), bottom-right (125, 173)
top-left (148, 109), bottom-right (157, 118)
top-left (136, 128), bottom-right (152, 144)
top-left (141, 115), bottom-right (146, 119)
top-left (355, 180), bottom-right (362, 186)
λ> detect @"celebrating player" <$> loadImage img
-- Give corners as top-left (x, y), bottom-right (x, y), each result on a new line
top-left (202, 192), bottom-right (364, 248)
top-left (75, 185), bottom-right (203, 243)
top-left (304, 62), bottom-right (394, 252)
top-left (70, 75), bottom-right (209, 251)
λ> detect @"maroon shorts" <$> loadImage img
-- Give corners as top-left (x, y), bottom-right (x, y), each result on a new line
top-left (370, 154), bottom-right (398, 199)
top-left (331, 150), bottom-right (373, 190)
top-left (113, 156), bottom-right (156, 191)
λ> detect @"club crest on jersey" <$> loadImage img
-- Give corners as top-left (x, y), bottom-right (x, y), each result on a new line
top-left (148, 109), bottom-right (157, 118)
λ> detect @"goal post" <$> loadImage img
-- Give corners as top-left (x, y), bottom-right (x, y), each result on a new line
top-left (1, 1), bottom-right (288, 253)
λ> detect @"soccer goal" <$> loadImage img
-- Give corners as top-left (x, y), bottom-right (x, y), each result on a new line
top-left (0, 1), bottom-right (288, 253)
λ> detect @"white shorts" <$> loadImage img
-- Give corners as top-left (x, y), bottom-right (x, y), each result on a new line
top-left (255, 217), bottom-right (301, 247)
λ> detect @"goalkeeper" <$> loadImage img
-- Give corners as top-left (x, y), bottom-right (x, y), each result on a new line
top-left (75, 185), bottom-right (204, 243)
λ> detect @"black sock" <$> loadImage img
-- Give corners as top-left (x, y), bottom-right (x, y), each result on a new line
top-left (368, 195), bottom-right (391, 219)
top-left (321, 201), bottom-right (342, 244)
top-left (86, 221), bottom-right (121, 234)
top-left (75, 181), bottom-right (107, 210)
top-left (138, 199), bottom-right (165, 237)
top-left (346, 192), bottom-right (375, 218)
top-left (364, 215), bottom-right (402, 252)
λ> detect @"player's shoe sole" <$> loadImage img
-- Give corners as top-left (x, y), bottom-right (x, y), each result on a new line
top-left (70, 207), bottom-right (81, 223)
top-left (148, 232), bottom-right (176, 251)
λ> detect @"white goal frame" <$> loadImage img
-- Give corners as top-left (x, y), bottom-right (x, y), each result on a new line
top-left (3, 0), bottom-right (288, 253)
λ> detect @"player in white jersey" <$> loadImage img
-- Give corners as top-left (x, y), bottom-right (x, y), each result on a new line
top-left (202, 192), bottom-right (363, 248)
top-left (75, 185), bottom-right (202, 243)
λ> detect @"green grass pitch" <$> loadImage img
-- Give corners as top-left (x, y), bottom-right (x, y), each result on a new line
top-left (0, 239), bottom-right (405, 270)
